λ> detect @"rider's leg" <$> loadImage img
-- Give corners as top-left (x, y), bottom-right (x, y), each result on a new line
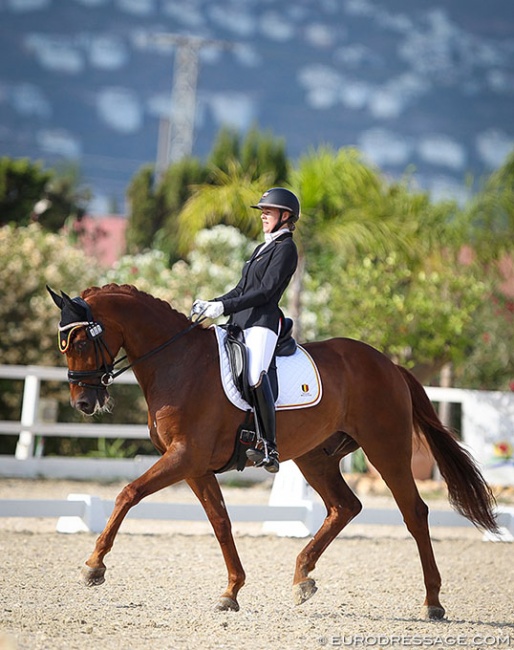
top-left (244, 326), bottom-right (279, 387)
top-left (243, 326), bottom-right (280, 473)
top-left (248, 371), bottom-right (279, 472)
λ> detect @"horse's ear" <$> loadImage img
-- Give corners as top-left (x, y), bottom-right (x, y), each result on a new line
top-left (60, 290), bottom-right (74, 307)
top-left (46, 285), bottom-right (64, 310)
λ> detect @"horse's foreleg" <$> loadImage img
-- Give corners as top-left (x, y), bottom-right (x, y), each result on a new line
top-left (292, 448), bottom-right (362, 605)
top-left (186, 474), bottom-right (246, 612)
top-left (82, 449), bottom-right (188, 587)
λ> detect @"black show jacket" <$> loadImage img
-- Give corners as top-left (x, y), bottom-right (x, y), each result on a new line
top-left (216, 231), bottom-right (298, 334)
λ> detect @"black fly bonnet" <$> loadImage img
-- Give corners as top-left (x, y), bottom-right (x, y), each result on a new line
top-left (56, 295), bottom-right (103, 353)
top-left (47, 286), bottom-right (111, 387)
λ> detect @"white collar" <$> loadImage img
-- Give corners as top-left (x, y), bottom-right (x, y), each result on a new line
top-left (264, 227), bottom-right (290, 244)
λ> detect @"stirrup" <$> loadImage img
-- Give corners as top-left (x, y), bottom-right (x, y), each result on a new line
top-left (246, 446), bottom-right (265, 465)
top-left (246, 441), bottom-right (279, 473)
top-left (262, 447), bottom-right (279, 474)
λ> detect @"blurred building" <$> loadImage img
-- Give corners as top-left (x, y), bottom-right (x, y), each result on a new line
top-left (75, 215), bottom-right (127, 267)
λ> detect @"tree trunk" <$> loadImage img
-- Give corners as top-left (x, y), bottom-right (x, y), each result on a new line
top-left (288, 250), bottom-right (305, 342)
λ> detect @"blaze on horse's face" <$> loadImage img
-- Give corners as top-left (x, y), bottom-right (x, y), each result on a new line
top-left (47, 286), bottom-right (111, 415)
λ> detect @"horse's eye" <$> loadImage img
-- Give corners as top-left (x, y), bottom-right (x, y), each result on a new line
top-left (73, 339), bottom-right (88, 353)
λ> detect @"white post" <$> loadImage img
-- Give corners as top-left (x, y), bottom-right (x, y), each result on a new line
top-left (56, 494), bottom-right (107, 534)
top-left (15, 373), bottom-right (40, 459)
top-left (264, 460), bottom-right (317, 537)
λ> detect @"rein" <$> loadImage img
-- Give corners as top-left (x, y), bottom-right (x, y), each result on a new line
top-left (66, 313), bottom-right (206, 390)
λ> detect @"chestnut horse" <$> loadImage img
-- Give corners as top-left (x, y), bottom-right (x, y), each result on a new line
top-left (48, 284), bottom-right (497, 619)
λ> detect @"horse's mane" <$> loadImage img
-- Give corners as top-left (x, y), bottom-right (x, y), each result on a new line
top-left (81, 284), bottom-right (190, 325)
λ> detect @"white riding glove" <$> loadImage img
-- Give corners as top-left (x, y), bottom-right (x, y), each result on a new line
top-left (203, 301), bottom-right (224, 319)
top-left (191, 299), bottom-right (224, 319)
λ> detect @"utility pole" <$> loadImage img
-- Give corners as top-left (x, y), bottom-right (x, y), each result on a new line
top-left (150, 33), bottom-right (234, 180)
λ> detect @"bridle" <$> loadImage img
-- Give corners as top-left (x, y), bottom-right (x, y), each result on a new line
top-left (60, 308), bottom-right (206, 390)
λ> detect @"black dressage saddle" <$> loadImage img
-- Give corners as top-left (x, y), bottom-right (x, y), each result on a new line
top-left (222, 319), bottom-right (297, 404)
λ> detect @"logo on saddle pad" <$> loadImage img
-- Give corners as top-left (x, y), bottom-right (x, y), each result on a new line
top-left (214, 326), bottom-right (322, 411)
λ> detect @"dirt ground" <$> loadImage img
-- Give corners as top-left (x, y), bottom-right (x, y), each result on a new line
top-left (0, 477), bottom-right (513, 650)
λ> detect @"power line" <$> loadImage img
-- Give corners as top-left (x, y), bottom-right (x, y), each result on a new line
top-left (149, 33), bottom-right (234, 179)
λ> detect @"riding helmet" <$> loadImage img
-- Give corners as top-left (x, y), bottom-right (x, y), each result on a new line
top-left (251, 187), bottom-right (300, 221)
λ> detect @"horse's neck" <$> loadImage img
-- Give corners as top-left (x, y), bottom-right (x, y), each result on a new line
top-left (115, 298), bottom-right (211, 403)
top-left (96, 294), bottom-right (188, 361)
top-left (116, 298), bottom-right (189, 359)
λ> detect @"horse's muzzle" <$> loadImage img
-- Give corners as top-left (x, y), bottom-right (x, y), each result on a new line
top-left (71, 386), bottom-right (109, 415)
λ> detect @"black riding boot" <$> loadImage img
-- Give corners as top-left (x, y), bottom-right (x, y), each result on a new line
top-left (246, 372), bottom-right (280, 473)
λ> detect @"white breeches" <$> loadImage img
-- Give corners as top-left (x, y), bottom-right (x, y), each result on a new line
top-left (243, 326), bottom-right (279, 387)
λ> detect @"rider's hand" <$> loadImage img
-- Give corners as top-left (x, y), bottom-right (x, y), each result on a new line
top-left (191, 300), bottom-right (224, 319)
top-left (203, 301), bottom-right (224, 319)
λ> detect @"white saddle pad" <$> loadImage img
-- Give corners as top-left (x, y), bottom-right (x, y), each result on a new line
top-left (213, 325), bottom-right (322, 411)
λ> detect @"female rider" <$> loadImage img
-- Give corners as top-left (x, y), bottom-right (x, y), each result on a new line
top-left (192, 187), bottom-right (300, 473)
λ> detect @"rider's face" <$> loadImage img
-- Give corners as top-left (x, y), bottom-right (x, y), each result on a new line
top-left (261, 207), bottom-right (282, 234)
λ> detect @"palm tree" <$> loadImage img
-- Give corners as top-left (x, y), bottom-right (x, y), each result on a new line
top-left (176, 160), bottom-right (276, 253)
top-left (464, 149), bottom-right (514, 262)
top-left (290, 147), bottom-right (463, 338)
top-left (293, 146), bottom-right (459, 265)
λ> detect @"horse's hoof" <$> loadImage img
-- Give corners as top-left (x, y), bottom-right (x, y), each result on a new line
top-left (293, 578), bottom-right (318, 605)
top-left (214, 597), bottom-right (239, 612)
top-left (81, 565), bottom-right (106, 587)
top-left (425, 605), bottom-right (446, 620)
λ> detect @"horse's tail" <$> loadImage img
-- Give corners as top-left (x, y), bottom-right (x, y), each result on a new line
top-left (397, 365), bottom-right (498, 533)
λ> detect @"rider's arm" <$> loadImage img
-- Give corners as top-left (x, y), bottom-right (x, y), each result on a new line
top-left (219, 241), bottom-right (297, 315)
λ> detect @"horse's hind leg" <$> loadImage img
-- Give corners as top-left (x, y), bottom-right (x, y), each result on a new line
top-left (365, 445), bottom-right (445, 620)
top-left (292, 445), bottom-right (362, 605)
top-left (186, 474), bottom-right (246, 612)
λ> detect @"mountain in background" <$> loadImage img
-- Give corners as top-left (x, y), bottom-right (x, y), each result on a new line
top-left (1, 0), bottom-right (513, 214)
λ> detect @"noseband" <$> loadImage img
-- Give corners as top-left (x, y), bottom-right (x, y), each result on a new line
top-left (59, 310), bottom-right (205, 390)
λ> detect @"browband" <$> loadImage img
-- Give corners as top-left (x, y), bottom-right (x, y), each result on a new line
top-left (58, 320), bottom-right (104, 353)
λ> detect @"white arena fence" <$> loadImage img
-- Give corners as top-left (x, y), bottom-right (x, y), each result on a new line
top-left (0, 364), bottom-right (513, 540)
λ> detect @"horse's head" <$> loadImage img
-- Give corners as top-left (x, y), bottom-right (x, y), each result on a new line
top-left (47, 285), bottom-right (121, 415)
